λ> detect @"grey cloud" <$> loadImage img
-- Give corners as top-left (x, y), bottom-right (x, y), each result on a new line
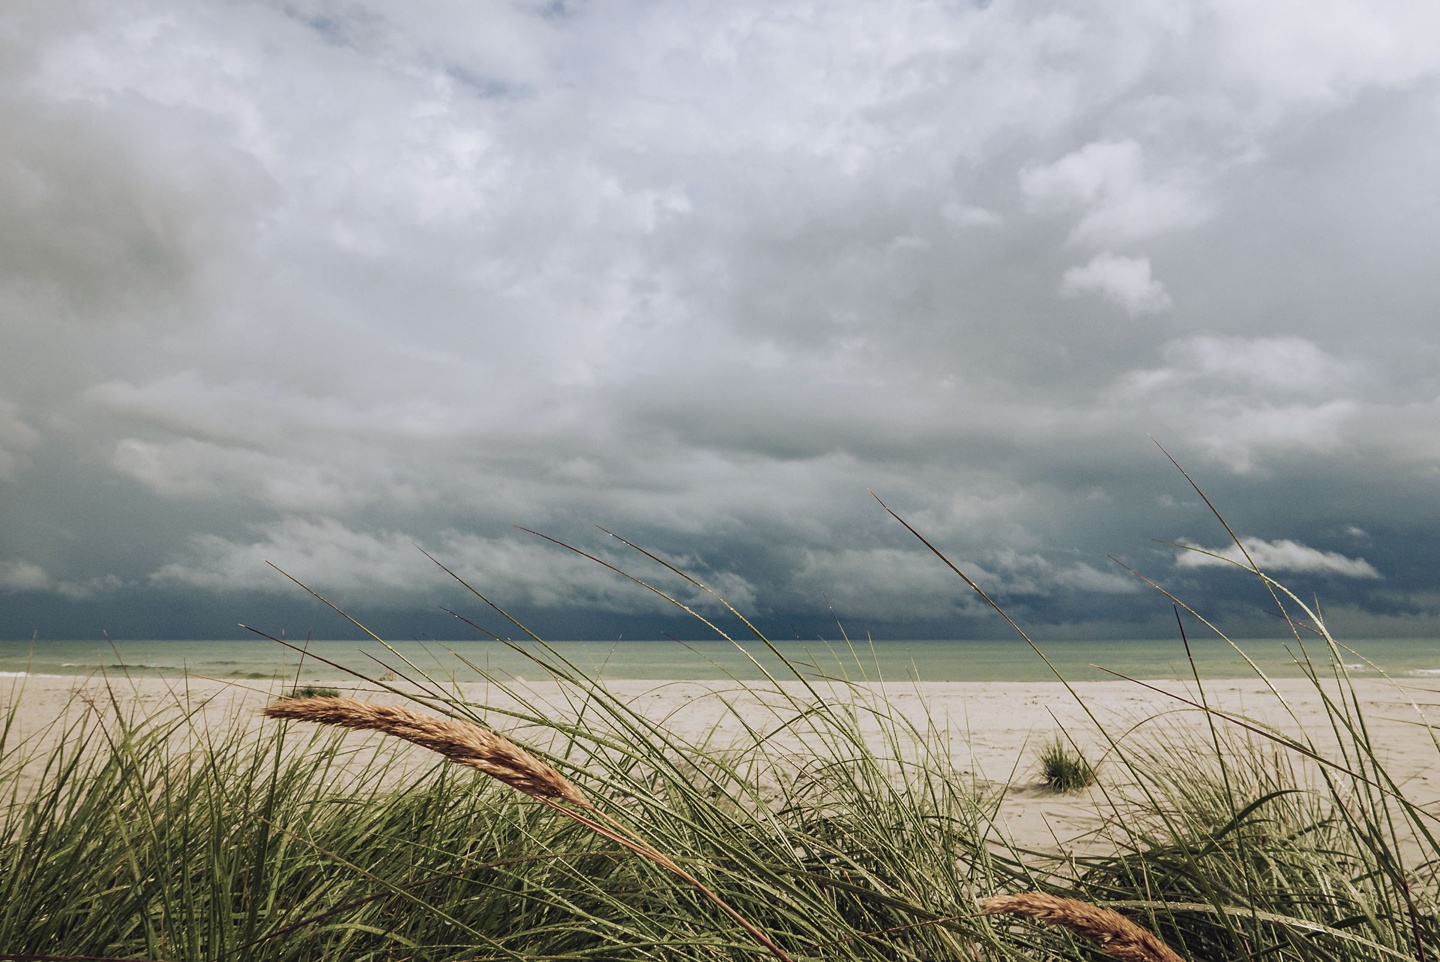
top-left (4, 1), bottom-right (1440, 642)
top-left (0, 402), bottom-right (40, 479)
top-left (0, 88), bottom-right (275, 324)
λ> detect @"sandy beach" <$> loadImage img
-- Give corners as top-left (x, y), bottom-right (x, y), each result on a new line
top-left (6, 670), bottom-right (1439, 855)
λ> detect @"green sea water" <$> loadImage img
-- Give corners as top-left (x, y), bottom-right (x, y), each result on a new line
top-left (2, 636), bottom-right (1438, 685)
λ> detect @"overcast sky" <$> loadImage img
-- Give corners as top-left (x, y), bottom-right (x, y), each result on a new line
top-left (3, 0), bottom-right (1439, 644)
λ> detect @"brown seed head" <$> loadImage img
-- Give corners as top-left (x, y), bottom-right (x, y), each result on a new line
top-left (981, 892), bottom-right (1186, 962)
top-left (264, 696), bottom-right (589, 807)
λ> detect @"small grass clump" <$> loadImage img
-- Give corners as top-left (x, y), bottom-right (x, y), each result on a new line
top-left (1038, 737), bottom-right (1096, 792)
top-left (282, 684), bottom-right (341, 699)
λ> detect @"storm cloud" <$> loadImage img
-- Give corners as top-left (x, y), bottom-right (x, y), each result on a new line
top-left (3, 1), bottom-right (1439, 642)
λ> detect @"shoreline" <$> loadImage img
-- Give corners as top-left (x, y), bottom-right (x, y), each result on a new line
top-left (7, 636), bottom-right (1440, 689)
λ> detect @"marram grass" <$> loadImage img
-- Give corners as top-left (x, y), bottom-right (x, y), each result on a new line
top-left (263, 695), bottom-right (588, 806)
top-left (1038, 736), bottom-right (1097, 793)
top-left (982, 892), bottom-right (1186, 962)
top-left (3, 493), bottom-right (1439, 959)
top-left (6, 626), bottom-right (1439, 961)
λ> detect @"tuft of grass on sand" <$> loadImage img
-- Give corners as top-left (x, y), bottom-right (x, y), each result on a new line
top-left (1038, 736), bottom-right (1096, 793)
top-left (281, 684), bottom-right (341, 699)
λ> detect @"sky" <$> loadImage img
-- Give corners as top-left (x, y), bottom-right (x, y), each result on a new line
top-left (3, 0), bottom-right (1439, 644)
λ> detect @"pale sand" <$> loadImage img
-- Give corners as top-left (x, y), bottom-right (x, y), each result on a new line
top-left (5, 671), bottom-right (1439, 856)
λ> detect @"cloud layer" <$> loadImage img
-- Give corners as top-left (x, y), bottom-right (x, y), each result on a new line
top-left (1176, 537), bottom-right (1381, 579)
top-left (3, 1), bottom-right (1440, 641)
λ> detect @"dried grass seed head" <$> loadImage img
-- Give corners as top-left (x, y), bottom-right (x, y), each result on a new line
top-left (263, 695), bottom-right (589, 807)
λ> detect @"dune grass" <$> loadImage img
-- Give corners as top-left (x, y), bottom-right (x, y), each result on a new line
top-left (5, 620), bottom-right (1438, 960)
top-left (1038, 736), bottom-right (1096, 793)
top-left (281, 685), bottom-right (342, 699)
top-left (2, 484), bottom-right (1438, 959)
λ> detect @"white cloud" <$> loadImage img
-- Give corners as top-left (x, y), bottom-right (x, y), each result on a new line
top-left (112, 437), bottom-right (371, 512)
top-left (791, 545), bottom-right (1141, 621)
top-left (1060, 252), bottom-right (1172, 316)
top-left (1021, 140), bottom-right (1209, 247)
top-left (1107, 335), bottom-right (1366, 472)
top-left (0, 559), bottom-right (124, 599)
top-left (791, 547), bottom-right (990, 620)
top-left (149, 518), bottom-right (759, 616)
top-left (0, 560), bottom-right (51, 592)
top-left (1139, 336), bottom-right (1362, 398)
top-left (1176, 537), bottom-right (1381, 579)
top-left (1105, 334), bottom-right (1365, 472)
top-left (54, 574), bottom-right (126, 600)
top-left (1211, 0), bottom-right (1440, 107)
top-left (1198, 401), bottom-right (1358, 473)
top-left (1051, 562), bottom-right (1143, 594)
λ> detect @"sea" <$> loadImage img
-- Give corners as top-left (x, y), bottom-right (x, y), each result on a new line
top-left (1, 636), bottom-right (1438, 686)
